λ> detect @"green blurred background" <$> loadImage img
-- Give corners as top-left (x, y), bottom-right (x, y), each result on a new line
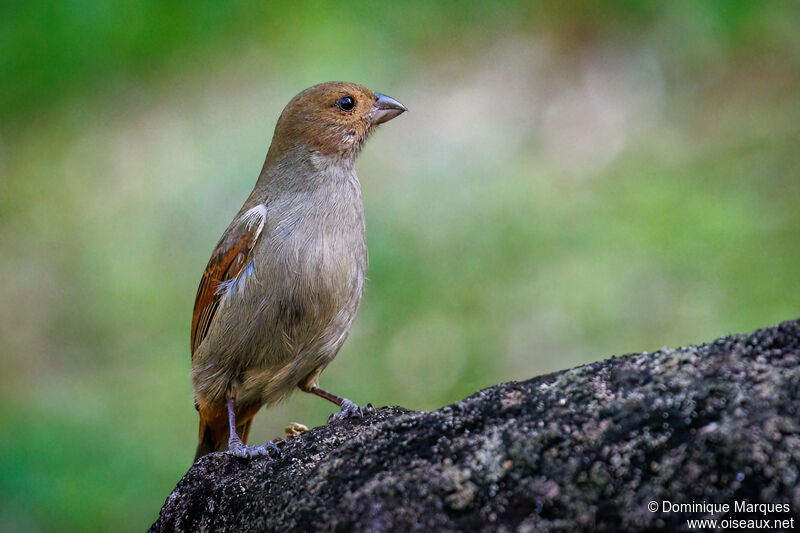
top-left (1, 1), bottom-right (798, 530)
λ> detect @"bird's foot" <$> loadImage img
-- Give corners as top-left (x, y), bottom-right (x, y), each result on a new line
top-left (327, 398), bottom-right (375, 423)
top-left (227, 437), bottom-right (280, 459)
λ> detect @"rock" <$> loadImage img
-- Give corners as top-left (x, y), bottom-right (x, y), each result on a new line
top-left (150, 319), bottom-right (800, 532)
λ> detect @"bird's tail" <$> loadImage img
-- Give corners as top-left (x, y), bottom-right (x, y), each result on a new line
top-left (194, 421), bottom-right (224, 461)
top-left (194, 417), bottom-right (253, 462)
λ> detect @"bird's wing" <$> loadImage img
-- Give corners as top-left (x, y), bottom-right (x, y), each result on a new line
top-left (191, 204), bottom-right (267, 357)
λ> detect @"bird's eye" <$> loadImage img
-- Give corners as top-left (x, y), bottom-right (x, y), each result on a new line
top-left (337, 96), bottom-right (356, 111)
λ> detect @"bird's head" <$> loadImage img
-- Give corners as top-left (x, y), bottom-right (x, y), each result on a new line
top-left (267, 82), bottom-right (407, 164)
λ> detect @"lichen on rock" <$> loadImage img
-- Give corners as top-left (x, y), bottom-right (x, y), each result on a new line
top-left (151, 319), bottom-right (800, 532)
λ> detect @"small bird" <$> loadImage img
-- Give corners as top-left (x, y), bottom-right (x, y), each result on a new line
top-left (190, 82), bottom-right (406, 460)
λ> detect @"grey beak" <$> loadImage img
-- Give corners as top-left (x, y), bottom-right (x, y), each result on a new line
top-left (371, 93), bottom-right (407, 125)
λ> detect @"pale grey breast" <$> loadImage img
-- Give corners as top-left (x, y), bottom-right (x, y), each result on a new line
top-left (252, 168), bottom-right (367, 367)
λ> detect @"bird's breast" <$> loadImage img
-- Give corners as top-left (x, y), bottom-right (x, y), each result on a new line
top-left (256, 181), bottom-right (367, 325)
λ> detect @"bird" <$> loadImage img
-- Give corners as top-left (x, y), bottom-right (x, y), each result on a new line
top-left (190, 82), bottom-right (406, 461)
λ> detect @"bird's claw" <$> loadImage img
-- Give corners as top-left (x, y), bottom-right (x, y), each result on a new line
top-left (227, 438), bottom-right (280, 459)
top-left (327, 399), bottom-right (375, 423)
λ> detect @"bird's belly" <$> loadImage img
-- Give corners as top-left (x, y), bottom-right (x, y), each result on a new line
top-left (195, 227), bottom-right (363, 402)
top-left (235, 234), bottom-right (364, 404)
top-left (277, 227), bottom-right (364, 343)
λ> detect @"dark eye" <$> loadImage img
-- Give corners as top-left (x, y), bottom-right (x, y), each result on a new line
top-left (336, 95), bottom-right (356, 111)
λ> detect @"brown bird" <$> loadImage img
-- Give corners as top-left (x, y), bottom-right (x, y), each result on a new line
top-left (190, 82), bottom-right (406, 460)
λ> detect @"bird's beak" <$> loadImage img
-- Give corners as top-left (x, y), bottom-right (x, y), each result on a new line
top-left (371, 93), bottom-right (407, 125)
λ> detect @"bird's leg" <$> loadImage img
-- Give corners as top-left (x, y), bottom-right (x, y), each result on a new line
top-left (225, 394), bottom-right (279, 459)
top-left (305, 386), bottom-right (375, 423)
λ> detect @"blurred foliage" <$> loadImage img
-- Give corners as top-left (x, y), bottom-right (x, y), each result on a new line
top-left (1, 1), bottom-right (799, 531)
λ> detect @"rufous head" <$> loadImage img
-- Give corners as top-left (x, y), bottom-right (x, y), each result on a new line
top-left (267, 82), bottom-right (407, 162)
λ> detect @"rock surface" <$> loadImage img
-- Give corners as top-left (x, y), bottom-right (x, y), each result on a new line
top-left (151, 319), bottom-right (800, 532)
